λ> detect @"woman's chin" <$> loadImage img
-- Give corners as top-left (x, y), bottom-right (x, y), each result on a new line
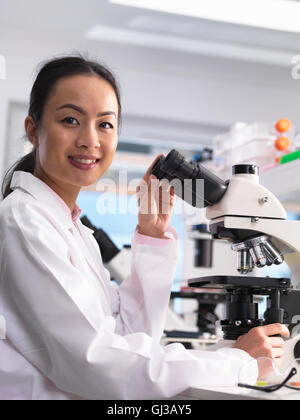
top-left (80, 181), bottom-right (96, 188)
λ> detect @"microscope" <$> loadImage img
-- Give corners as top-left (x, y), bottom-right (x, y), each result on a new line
top-left (151, 150), bottom-right (300, 372)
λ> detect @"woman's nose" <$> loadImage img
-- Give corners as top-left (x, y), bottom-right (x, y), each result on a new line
top-left (76, 124), bottom-right (101, 149)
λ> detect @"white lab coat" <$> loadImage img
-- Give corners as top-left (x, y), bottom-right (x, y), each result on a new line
top-left (0, 171), bottom-right (253, 400)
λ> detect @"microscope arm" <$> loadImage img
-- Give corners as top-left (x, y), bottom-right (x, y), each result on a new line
top-left (206, 171), bottom-right (287, 220)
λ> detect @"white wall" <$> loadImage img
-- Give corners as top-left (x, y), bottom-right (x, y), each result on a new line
top-left (0, 34), bottom-right (299, 182)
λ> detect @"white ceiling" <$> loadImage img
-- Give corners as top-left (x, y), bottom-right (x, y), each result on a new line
top-left (0, 0), bottom-right (299, 66)
top-left (0, 0), bottom-right (299, 153)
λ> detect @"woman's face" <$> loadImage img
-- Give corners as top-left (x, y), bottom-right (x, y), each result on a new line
top-left (28, 74), bottom-right (119, 188)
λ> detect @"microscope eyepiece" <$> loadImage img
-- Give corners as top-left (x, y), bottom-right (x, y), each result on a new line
top-left (150, 149), bottom-right (228, 208)
top-left (232, 164), bottom-right (259, 176)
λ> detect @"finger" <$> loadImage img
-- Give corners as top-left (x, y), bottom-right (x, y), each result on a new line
top-left (159, 179), bottom-right (172, 199)
top-left (161, 181), bottom-right (175, 203)
top-left (260, 323), bottom-right (290, 339)
top-left (158, 180), bottom-right (175, 214)
top-left (143, 154), bottom-right (165, 183)
top-left (136, 180), bottom-right (147, 202)
top-left (148, 175), bottom-right (160, 214)
top-left (267, 337), bottom-right (285, 348)
top-left (271, 347), bottom-right (284, 359)
top-left (170, 193), bottom-right (175, 207)
top-left (138, 178), bottom-right (152, 214)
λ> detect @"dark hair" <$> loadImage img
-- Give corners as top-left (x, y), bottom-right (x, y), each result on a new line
top-left (1, 54), bottom-right (122, 199)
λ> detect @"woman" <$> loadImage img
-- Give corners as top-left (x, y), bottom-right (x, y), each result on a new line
top-left (0, 56), bottom-right (289, 400)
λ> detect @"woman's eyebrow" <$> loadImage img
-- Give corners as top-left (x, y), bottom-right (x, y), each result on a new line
top-left (55, 103), bottom-right (116, 118)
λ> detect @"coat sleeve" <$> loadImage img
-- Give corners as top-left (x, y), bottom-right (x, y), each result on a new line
top-left (0, 199), bottom-right (255, 400)
top-left (106, 225), bottom-right (179, 342)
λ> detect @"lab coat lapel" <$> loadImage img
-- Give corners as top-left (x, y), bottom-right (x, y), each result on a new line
top-left (75, 223), bottom-right (103, 277)
top-left (10, 172), bottom-right (111, 326)
top-left (68, 223), bottom-right (112, 314)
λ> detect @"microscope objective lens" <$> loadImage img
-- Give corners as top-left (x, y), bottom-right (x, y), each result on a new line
top-left (237, 250), bottom-right (253, 274)
top-left (249, 245), bottom-right (267, 268)
top-left (262, 241), bottom-right (284, 266)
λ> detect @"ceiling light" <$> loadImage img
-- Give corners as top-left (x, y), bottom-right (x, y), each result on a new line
top-left (110, 0), bottom-right (300, 33)
top-left (85, 24), bottom-right (292, 66)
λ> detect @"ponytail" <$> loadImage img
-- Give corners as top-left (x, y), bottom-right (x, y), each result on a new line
top-left (1, 149), bottom-right (36, 200)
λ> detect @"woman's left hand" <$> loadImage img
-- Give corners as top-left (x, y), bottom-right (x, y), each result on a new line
top-left (136, 155), bottom-right (176, 239)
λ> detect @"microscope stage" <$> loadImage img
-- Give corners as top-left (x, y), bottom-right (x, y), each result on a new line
top-left (188, 275), bottom-right (291, 295)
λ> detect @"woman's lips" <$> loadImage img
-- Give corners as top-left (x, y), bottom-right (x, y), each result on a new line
top-left (68, 156), bottom-right (100, 170)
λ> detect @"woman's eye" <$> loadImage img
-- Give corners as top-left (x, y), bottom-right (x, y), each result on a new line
top-left (61, 118), bottom-right (113, 129)
top-left (62, 117), bottom-right (78, 125)
top-left (100, 122), bottom-right (113, 129)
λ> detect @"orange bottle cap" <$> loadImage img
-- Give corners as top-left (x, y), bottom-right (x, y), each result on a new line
top-left (275, 136), bottom-right (291, 151)
top-left (275, 118), bottom-right (291, 133)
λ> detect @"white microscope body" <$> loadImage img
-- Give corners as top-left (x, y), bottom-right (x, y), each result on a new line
top-left (205, 165), bottom-right (300, 381)
top-left (207, 169), bottom-right (300, 287)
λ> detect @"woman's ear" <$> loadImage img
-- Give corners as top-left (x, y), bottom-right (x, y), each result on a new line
top-left (25, 116), bottom-right (39, 148)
